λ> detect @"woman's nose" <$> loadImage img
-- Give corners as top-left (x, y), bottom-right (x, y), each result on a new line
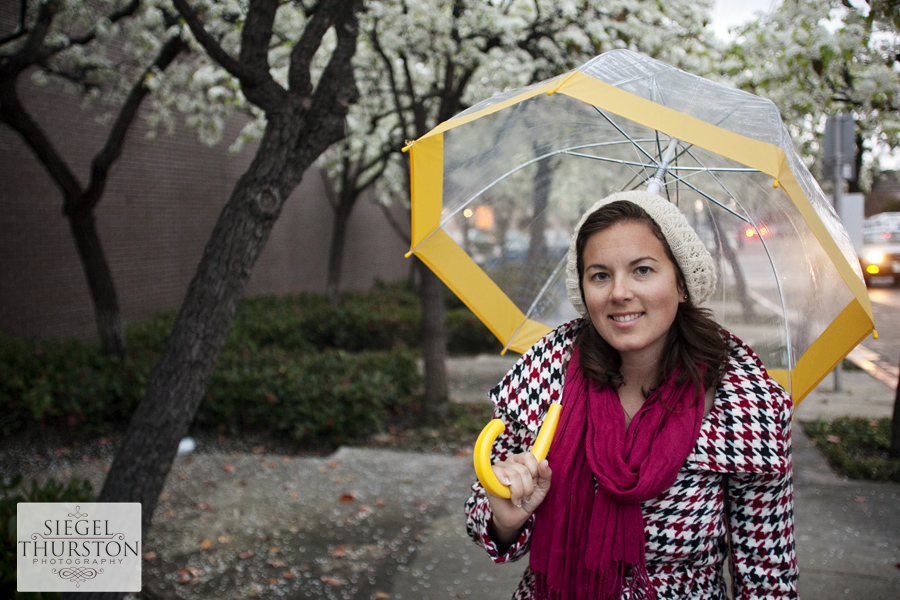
top-left (610, 276), bottom-right (633, 301)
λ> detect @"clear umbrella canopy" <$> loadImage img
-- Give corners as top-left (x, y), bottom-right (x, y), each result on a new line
top-left (407, 49), bottom-right (874, 403)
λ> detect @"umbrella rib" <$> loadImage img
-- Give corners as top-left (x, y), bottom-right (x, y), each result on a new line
top-left (592, 106), bottom-right (659, 164)
top-left (562, 151), bottom-right (659, 190)
top-left (429, 138), bottom-right (685, 238)
top-left (661, 175), bottom-right (751, 223)
top-left (662, 145), bottom-right (757, 223)
top-left (562, 152), bottom-right (655, 169)
top-left (678, 143), bottom-right (794, 379)
top-left (564, 151), bottom-right (756, 173)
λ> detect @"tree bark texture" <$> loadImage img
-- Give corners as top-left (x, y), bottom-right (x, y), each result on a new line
top-left (68, 211), bottom-right (126, 355)
top-left (97, 152), bottom-right (291, 525)
top-left (419, 260), bottom-right (449, 424)
top-left (70, 3), bottom-right (362, 599)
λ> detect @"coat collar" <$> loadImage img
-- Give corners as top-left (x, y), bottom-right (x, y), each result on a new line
top-left (489, 321), bottom-right (793, 474)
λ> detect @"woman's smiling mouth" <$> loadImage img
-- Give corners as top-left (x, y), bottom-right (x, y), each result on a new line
top-left (610, 313), bottom-right (643, 323)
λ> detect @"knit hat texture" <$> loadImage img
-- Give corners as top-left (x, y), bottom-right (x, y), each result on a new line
top-left (565, 190), bottom-right (716, 316)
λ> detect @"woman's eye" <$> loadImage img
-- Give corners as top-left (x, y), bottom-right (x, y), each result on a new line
top-left (635, 266), bottom-right (652, 276)
top-left (591, 272), bottom-right (609, 281)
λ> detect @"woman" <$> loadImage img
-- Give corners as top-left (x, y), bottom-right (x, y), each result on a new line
top-left (465, 190), bottom-right (798, 599)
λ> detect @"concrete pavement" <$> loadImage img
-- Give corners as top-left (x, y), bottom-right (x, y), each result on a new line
top-left (22, 357), bottom-right (900, 599)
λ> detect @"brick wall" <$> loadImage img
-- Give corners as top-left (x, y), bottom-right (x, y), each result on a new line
top-left (0, 76), bottom-right (409, 343)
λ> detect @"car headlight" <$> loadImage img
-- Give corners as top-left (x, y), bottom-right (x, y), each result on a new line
top-left (866, 251), bottom-right (884, 264)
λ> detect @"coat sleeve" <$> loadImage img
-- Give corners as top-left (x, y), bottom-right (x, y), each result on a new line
top-left (727, 398), bottom-right (799, 599)
top-left (464, 405), bottom-right (538, 563)
top-left (464, 320), bottom-right (579, 563)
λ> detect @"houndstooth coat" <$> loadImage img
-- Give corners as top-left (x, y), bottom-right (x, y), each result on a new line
top-left (464, 319), bottom-right (799, 599)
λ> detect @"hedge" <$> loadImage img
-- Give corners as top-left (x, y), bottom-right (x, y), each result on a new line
top-left (0, 475), bottom-right (95, 600)
top-left (801, 417), bottom-right (900, 482)
top-left (1, 282), bottom-right (501, 444)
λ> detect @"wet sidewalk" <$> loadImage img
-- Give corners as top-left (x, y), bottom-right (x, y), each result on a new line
top-left (23, 359), bottom-right (900, 599)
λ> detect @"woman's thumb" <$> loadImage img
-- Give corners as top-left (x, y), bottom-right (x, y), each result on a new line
top-left (536, 459), bottom-right (552, 489)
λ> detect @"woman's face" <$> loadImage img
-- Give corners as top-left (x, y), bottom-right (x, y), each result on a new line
top-left (581, 220), bottom-right (686, 366)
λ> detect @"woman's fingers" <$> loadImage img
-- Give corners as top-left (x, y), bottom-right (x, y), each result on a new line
top-left (491, 453), bottom-right (542, 507)
top-left (486, 454), bottom-right (553, 542)
top-left (490, 464), bottom-right (531, 507)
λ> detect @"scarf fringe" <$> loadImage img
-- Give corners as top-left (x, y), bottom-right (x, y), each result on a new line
top-left (532, 562), bottom-right (657, 600)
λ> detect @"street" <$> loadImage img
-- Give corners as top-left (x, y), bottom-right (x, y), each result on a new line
top-left (854, 281), bottom-right (900, 387)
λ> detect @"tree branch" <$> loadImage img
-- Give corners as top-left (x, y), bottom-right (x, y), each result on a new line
top-left (287, 0), bottom-right (337, 95)
top-left (82, 35), bottom-right (188, 214)
top-left (308, 0), bottom-right (361, 119)
top-left (239, 0), bottom-right (277, 82)
top-left (399, 50), bottom-right (427, 136)
top-left (36, 0), bottom-right (141, 64)
top-left (367, 22), bottom-right (413, 142)
top-left (0, 80), bottom-right (82, 205)
top-left (172, 0), bottom-right (285, 110)
top-left (356, 149), bottom-right (392, 191)
top-left (4, 0), bottom-right (53, 73)
top-left (375, 195), bottom-right (411, 246)
top-left (67, 0), bottom-right (141, 45)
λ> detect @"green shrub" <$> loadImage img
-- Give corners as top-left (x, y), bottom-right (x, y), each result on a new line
top-left (0, 474), bottom-right (95, 600)
top-left (801, 417), bottom-right (900, 482)
top-left (199, 346), bottom-right (421, 446)
top-left (0, 337), bottom-right (151, 436)
top-left (228, 281), bottom-right (499, 354)
top-left (446, 310), bottom-right (503, 354)
top-left (1, 280), bottom-right (498, 440)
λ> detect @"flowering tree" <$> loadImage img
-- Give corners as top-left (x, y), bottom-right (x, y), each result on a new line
top-left (316, 46), bottom-right (401, 307)
top-left (0, 0), bottom-right (185, 355)
top-left (723, 0), bottom-right (900, 190)
top-left (352, 0), bottom-right (718, 422)
top-left (88, 3), bottom-right (363, 587)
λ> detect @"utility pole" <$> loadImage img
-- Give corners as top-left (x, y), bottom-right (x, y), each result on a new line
top-left (824, 112), bottom-right (857, 391)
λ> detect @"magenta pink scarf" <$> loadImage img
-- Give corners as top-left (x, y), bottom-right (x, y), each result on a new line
top-left (529, 346), bottom-right (706, 600)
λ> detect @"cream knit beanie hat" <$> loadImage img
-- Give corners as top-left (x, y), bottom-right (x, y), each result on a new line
top-left (565, 190), bottom-right (716, 316)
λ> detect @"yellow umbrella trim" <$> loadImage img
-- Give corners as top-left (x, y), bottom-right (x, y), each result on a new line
top-left (407, 70), bottom-right (876, 400)
top-left (412, 228), bottom-right (551, 353)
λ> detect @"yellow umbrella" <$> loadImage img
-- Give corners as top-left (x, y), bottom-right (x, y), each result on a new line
top-left (404, 50), bottom-right (876, 497)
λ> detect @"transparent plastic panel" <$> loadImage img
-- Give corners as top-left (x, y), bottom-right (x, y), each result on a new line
top-left (419, 49), bottom-right (863, 398)
top-left (578, 49), bottom-right (787, 148)
top-left (783, 131), bottom-right (864, 277)
top-left (433, 89), bottom-right (855, 394)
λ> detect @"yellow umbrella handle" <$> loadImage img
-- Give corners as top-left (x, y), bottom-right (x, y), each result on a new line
top-left (473, 403), bottom-right (562, 499)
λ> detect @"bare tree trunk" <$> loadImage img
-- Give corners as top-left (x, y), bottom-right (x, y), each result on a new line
top-left (708, 213), bottom-right (757, 320)
top-left (68, 211), bottom-right (126, 355)
top-left (418, 259), bottom-right (448, 424)
top-left (64, 3), bottom-right (363, 598)
top-left (326, 191), bottom-right (357, 307)
top-left (528, 157), bottom-right (551, 264)
top-left (98, 142), bottom-right (295, 525)
top-left (528, 142), bottom-right (551, 264)
top-left (1, 27), bottom-right (186, 356)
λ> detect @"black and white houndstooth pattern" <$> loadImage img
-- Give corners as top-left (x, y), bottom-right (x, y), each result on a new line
top-left (464, 320), bottom-right (799, 599)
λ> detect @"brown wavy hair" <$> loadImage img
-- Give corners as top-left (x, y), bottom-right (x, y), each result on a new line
top-left (574, 200), bottom-right (728, 398)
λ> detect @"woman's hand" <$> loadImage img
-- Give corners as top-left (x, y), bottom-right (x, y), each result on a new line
top-left (486, 452), bottom-right (552, 548)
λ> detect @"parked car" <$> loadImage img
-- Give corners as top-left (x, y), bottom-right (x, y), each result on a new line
top-left (860, 212), bottom-right (900, 286)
